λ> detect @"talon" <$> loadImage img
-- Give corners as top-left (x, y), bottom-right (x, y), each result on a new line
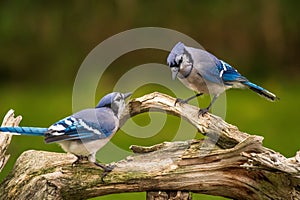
top-left (72, 161), bottom-right (78, 167)
top-left (174, 98), bottom-right (187, 106)
top-left (94, 162), bottom-right (115, 182)
top-left (175, 93), bottom-right (203, 106)
top-left (198, 108), bottom-right (209, 117)
top-left (72, 155), bottom-right (88, 166)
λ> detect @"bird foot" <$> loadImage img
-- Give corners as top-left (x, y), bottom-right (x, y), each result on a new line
top-left (94, 162), bottom-right (116, 182)
top-left (72, 155), bottom-right (88, 166)
top-left (198, 108), bottom-right (209, 117)
top-left (174, 98), bottom-right (188, 106)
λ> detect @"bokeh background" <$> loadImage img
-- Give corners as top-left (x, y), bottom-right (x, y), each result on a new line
top-left (0, 1), bottom-right (299, 199)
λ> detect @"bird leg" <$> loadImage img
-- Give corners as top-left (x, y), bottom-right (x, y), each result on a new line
top-left (72, 155), bottom-right (114, 181)
top-left (175, 93), bottom-right (203, 106)
top-left (94, 162), bottom-right (116, 182)
top-left (198, 95), bottom-right (218, 116)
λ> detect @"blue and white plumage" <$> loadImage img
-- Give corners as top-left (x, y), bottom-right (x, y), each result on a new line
top-left (167, 42), bottom-right (278, 115)
top-left (0, 92), bottom-right (132, 174)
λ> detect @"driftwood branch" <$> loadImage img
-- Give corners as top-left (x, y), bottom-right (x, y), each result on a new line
top-left (0, 110), bottom-right (22, 172)
top-left (0, 92), bottom-right (299, 200)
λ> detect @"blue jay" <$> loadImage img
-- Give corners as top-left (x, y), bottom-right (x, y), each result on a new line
top-left (167, 42), bottom-right (278, 115)
top-left (0, 92), bottom-right (132, 179)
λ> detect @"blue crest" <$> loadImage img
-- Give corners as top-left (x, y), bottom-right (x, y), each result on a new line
top-left (167, 42), bottom-right (185, 67)
top-left (96, 92), bottom-right (118, 108)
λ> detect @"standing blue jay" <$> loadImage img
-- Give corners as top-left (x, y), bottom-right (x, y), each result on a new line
top-left (167, 42), bottom-right (278, 115)
top-left (0, 92), bottom-right (131, 179)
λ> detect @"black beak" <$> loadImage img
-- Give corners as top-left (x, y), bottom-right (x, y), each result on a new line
top-left (123, 92), bottom-right (132, 100)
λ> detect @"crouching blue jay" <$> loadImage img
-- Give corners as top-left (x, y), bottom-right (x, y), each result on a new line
top-left (0, 92), bottom-right (132, 180)
top-left (167, 42), bottom-right (278, 115)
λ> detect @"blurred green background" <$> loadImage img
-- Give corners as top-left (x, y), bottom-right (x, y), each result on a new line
top-left (0, 1), bottom-right (299, 199)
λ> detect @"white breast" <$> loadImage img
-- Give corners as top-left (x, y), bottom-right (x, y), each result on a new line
top-left (58, 134), bottom-right (114, 158)
top-left (58, 115), bottom-right (119, 161)
top-left (178, 68), bottom-right (228, 95)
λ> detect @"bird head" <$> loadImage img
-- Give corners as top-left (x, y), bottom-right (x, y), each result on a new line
top-left (96, 92), bottom-right (132, 118)
top-left (167, 42), bottom-right (185, 80)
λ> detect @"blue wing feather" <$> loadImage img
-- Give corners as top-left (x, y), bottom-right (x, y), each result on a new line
top-left (185, 46), bottom-right (247, 85)
top-left (44, 109), bottom-right (116, 143)
top-left (218, 60), bottom-right (247, 84)
top-left (185, 47), bottom-right (224, 84)
top-left (45, 120), bottom-right (110, 143)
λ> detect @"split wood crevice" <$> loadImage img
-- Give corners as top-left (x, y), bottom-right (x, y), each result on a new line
top-left (0, 92), bottom-right (299, 200)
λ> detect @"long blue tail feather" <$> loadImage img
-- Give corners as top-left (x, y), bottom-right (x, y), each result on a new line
top-left (243, 81), bottom-right (278, 101)
top-left (0, 127), bottom-right (47, 136)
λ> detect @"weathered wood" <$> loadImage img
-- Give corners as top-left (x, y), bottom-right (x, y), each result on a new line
top-left (121, 92), bottom-right (249, 148)
top-left (0, 92), bottom-right (299, 200)
top-left (0, 110), bottom-right (22, 172)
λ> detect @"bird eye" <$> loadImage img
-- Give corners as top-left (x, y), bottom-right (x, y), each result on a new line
top-left (175, 56), bottom-right (183, 65)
